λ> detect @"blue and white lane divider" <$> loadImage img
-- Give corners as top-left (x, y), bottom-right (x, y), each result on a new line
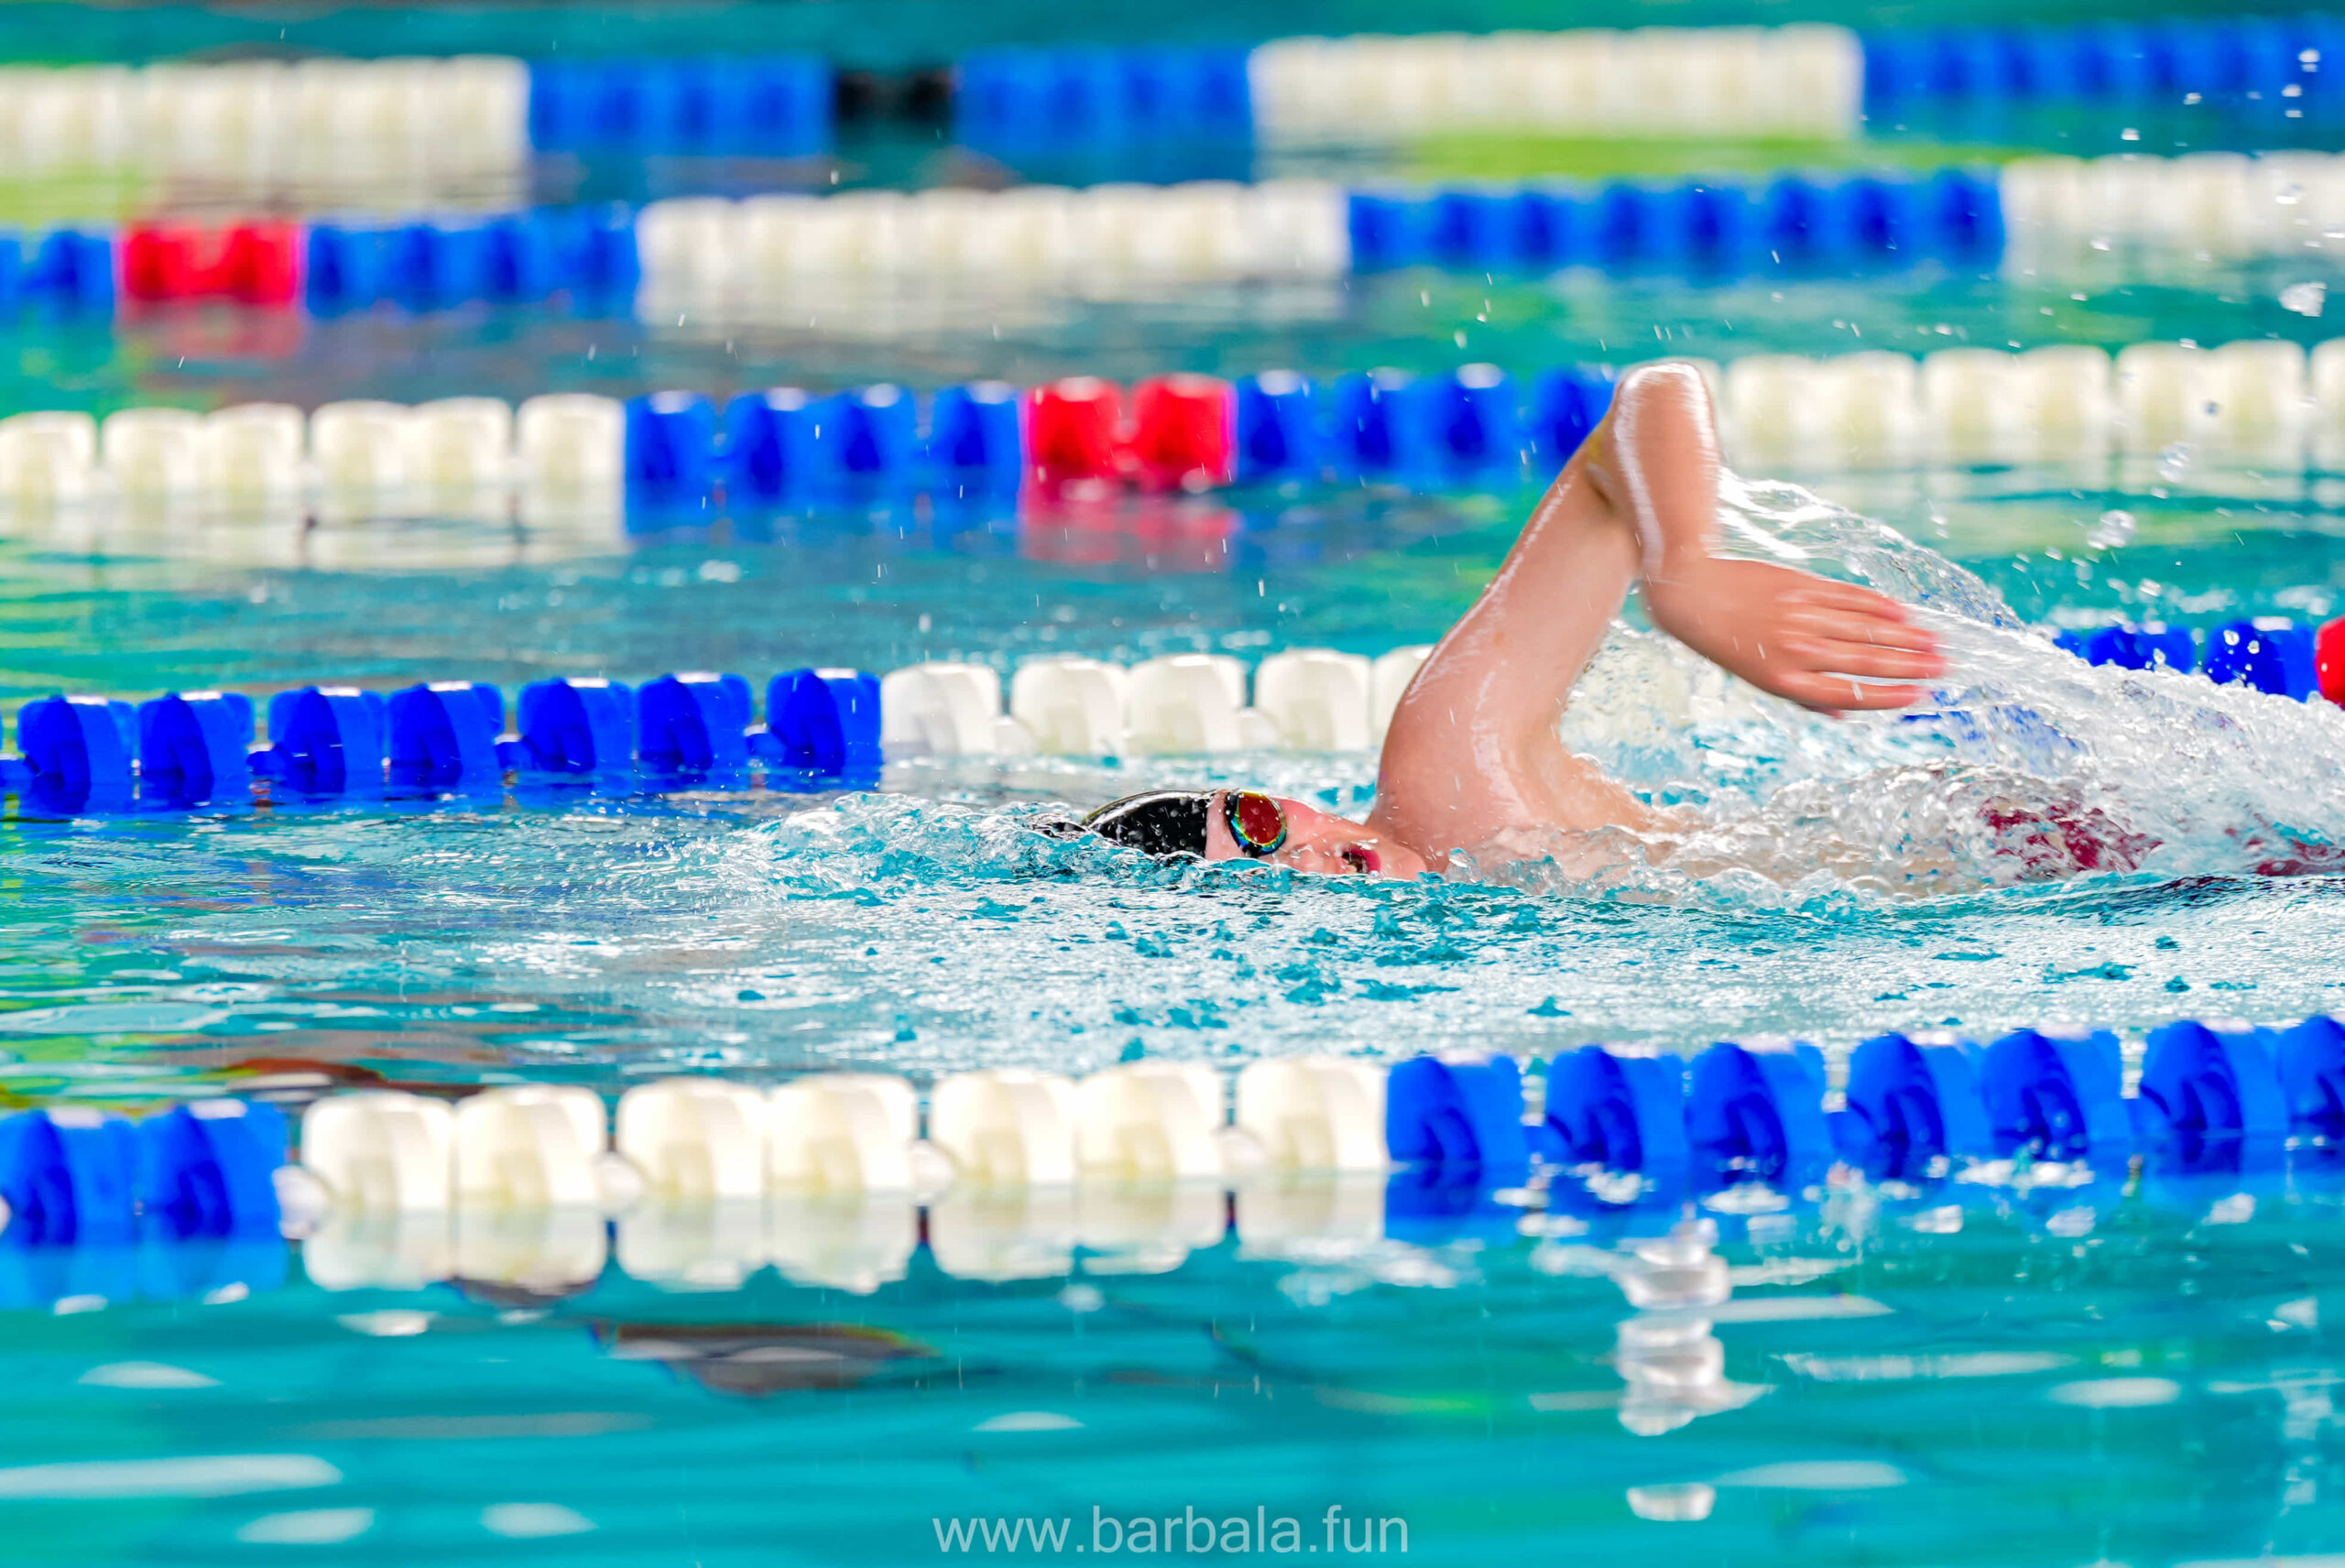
top-left (627, 171), bottom-right (2001, 302)
top-left (0, 166), bottom-right (1991, 324)
top-left (21, 604), bottom-right (2345, 813)
top-left (4, 1017), bottom-right (2342, 1305)
top-left (2, 605), bottom-right (2341, 815)
top-left (22, 335), bottom-right (2345, 531)
top-left (272, 152), bottom-right (2345, 310)
top-left (963, 18), bottom-right (2343, 153)
top-left (1, 18), bottom-right (2327, 200)
top-left (0, 648), bottom-right (1441, 813)
top-left (986, 26), bottom-right (1864, 149)
top-left (20, 147), bottom-right (2345, 325)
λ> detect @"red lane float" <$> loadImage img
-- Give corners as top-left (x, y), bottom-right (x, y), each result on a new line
top-left (1129, 374), bottom-right (1236, 493)
top-left (222, 223), bottom-right (303, 306)
top-left (1025, 377), bottom-right (1124, 497)
top-left (120, 220), bottom-right (302, 307)
top-left (1025, 374), bottom-right (1236, 498)
top-left (2319, 615), bottom-right (2345, 707)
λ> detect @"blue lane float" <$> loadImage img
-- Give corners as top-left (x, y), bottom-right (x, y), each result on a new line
top-left (837, 385), bottom-right (923, 490)
top-left (2063, 615), bottom-right (2343, 704)
top-left (1324, 366), bottom-right (1531, 485)
top-left (653, 387), bottom-right (1033, 512)
top-left (135, 1100), bottom-right (286, 1240)
top-left (756, 669), bottom-right (885, 782)
top-left (5, 667), bottom-right (891, 811)
top-left (7, 694), bottom-right (137, 813)
top-left (256, 687), bottom-right (388, 799)
top-left (636, 672), bottom-right (756, 782)
top-left (722, 387), bottom-right (837, 505)
top-left (2056, 623), bottom-right (2199, 675)
top-left (1541, 1046), bottom-right (1690, 1179)
top-left (1836, 1031), bottom-right (1994, 1178)
top-left (1862, 16), bottom-right (2340, 115)
top-left (0, 1099), bottom-right (289, 1311)
top-left (1383, 1053), bottom-right (1534, 1245)
top-left (952, 45), bottom-right (1251, 154)
top-left (1685, 1040), bottom-right (1833, 1192)
top-left (1347, 169), bottom-right (2003, 277)
top-left (1233, 372), bottom-right (1320, 485)
top-left (2136, 1018), bottom-right (2289, 1159)
top-left (305, 206), bottom-right (639, 315)
top-left (137, 691), bottom-right (256, 810)
top-left (625, 391), bottom-right (721, 507)
top-left (387, 681), bottom-right (507, 793)
top-left (1385, 1053), bottom-right (1532, 1182)
top-left (926, 382), bottom-right (1025, 501)
top-left (1978, 1026), bottom-right (2130, 1167)
top-left (23, 229), bottom-right (115, 313)
top-left (0, 1108), bottom-right (139, 1247)
top-left (1529, 367), bottom-right (1616, 468)
top-left (2205, 619), bottom-right (2319, 701)
top-left (513, 678), bottom-right (636, 780)
top-left (2280, 1017), bottom-right (2345, 1142)
top-left (527, 55), bottom-right (834, 155)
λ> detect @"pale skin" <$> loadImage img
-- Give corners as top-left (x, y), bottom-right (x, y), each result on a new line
top-left (1203, 361), bottom-right (1949, 877)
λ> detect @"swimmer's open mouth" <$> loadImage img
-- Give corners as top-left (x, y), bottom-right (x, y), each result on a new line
top-left (1341, 845), bottom-right (1380, 875)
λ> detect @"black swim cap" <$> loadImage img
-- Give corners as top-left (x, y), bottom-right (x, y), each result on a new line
top-left (1068, 790), bottom-right (1213, 858)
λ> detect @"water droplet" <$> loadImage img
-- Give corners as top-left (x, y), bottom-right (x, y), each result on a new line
top-left (2282, 279), bottom-right (2328, 317)
top-left (2155, 442), bottom-right (2195, 483)
top-left (2088, 509), bottom-right (2137, 549)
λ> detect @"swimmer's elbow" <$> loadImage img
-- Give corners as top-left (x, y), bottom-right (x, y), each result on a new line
top-left (1609, 361), bottom-right (1713, 424)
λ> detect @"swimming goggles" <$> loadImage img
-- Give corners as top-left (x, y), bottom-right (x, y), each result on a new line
top-left (1222, 790), bottom-right (1289, 856)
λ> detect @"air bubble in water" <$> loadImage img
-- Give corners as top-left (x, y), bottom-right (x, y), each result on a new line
top-left (2088, 508), bottom-right (2137, 549)
top-left (2155, 442), bottom-right (2195, 482)
top-left (2283, 280), bottom-right (2328, 316)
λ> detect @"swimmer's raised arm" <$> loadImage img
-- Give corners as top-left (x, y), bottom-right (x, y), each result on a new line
top-left (1593, 366), bottom-right (1947, 714)
top-left (1364, 362), bottom-right (1947, 867)
top-left (1064, 362), bottom-right (1947, 878)
top-left (1361, 366), bottom-right (1663, 863)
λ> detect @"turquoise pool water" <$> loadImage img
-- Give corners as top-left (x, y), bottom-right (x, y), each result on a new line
top-left (1, 398), bottom-right (2339, 1562)
top-left (6, 1192), bottom-right (2345, 1566)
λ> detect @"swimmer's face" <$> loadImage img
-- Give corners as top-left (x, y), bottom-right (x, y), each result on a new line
top-left (1204, 791), bottom-right (1429, 879)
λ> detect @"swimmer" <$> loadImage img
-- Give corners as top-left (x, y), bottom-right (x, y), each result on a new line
top-left (1063, 361), bottom-right (1951, 877)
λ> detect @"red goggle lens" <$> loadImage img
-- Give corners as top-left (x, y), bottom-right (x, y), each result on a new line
top-left (1228, 791), bottom-right (1288, 855)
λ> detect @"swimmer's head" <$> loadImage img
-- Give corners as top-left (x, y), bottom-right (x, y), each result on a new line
top-left (1072, 789), bottom-right (1214, 856)
top-left (1050, 789), bottom-right (1427, 878)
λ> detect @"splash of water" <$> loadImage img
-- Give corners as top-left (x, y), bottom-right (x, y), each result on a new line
top-left (1536, 471), bottom-right (2345, 901)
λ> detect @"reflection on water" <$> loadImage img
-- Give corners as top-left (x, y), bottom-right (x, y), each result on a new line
top-left (593, 1318), bottom-right (941, 1397)
top-left (1608, 1218), bottom-right (1766, 1436)
top-left (3, 1164), bottom-right (2343, 1564)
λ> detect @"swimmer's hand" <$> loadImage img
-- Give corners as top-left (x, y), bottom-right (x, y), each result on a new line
top-left (1643, 556), bottom-right (1947, 714)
